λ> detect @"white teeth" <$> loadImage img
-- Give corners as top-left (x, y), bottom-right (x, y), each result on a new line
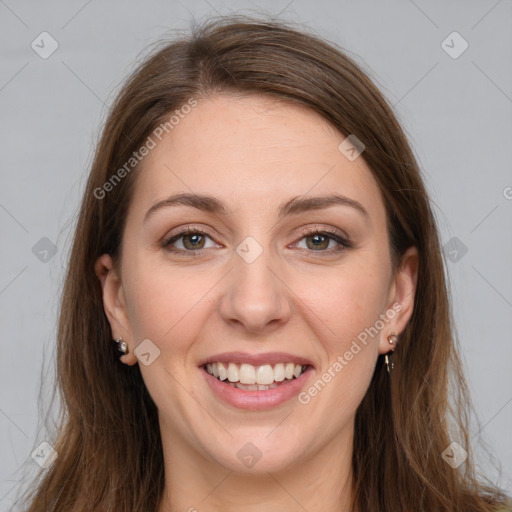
top-left (285, 363), bottom-right (295, 380)
top-left (235, 383), bottom-right (258, 391)
top-left (227, 363), bottom-right (239, 382)
top-left (239, 363), bottom-right (256, 384)
top-left (273, 363), bottom-right (285, 382)
top-left (256, 364), bottom-right (274, 385)
top-left (205, 361), bottom-right (307, 387)
top-left (232, 382), bottom-right (278, 390)
top-left (218, 362), bottom-right (228, 381)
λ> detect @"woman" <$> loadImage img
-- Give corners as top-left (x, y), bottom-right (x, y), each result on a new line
top-left (17, 15), bottom-right (510, 512)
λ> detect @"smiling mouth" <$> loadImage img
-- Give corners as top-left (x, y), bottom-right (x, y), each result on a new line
top-left (203, 362), bottom-right (309, 391)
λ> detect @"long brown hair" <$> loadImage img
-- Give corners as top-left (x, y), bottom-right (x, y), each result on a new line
top-left (15, 14), bottom-right (508, 512)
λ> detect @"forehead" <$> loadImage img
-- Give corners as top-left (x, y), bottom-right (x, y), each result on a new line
top-left (129, 93), bottom-right (385, 224)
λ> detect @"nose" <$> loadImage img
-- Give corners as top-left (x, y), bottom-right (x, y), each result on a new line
top-left (219, 245), bottom-right (293, 335)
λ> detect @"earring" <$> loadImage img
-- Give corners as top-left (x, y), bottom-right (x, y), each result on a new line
top-left (384, 353), bottom-right (394, 373)
top-left (114, 336), bottom-right (129, 356)
top-left (384, 333), bottom-right (398, 373)
top-left (387, 334), bottom-right (398, 345)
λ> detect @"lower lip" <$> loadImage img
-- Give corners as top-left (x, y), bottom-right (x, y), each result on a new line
top-left (201, 366), bottom-right (314, 410)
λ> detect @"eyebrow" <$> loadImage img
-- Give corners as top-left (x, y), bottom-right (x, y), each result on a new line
top-left (144, 192), bottom-right (369, 222)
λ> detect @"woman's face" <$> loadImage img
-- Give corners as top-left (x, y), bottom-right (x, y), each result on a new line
top-left (97, 93), bottom-right (417, 473)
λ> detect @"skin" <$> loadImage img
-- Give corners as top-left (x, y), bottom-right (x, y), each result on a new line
top-left (95, 93), bottom-right (418, 512)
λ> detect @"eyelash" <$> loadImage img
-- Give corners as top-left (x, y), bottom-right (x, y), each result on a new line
top-left (161, 225), bottom-right (352, 256)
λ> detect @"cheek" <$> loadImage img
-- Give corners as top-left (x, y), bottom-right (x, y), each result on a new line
top-left (122, 257), bottom-right (204, 351)
top-left (122, 256), bottom-right (234, 372)
top-left (294, 266), bottom-right (385, 422)
top-left (297, 260), bottom-right (389, 348)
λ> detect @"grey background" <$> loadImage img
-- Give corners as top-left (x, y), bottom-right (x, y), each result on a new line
top-left (1, 0), bottom-right (511, 509)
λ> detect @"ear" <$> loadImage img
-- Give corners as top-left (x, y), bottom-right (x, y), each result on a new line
top-left (94, 254), bottom-right (138, 366)
top-left (378, 246), bottom-right (419, 355)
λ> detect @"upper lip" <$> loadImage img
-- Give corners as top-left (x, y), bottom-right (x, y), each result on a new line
top-left (198, 351), bottom-right (314, 368)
